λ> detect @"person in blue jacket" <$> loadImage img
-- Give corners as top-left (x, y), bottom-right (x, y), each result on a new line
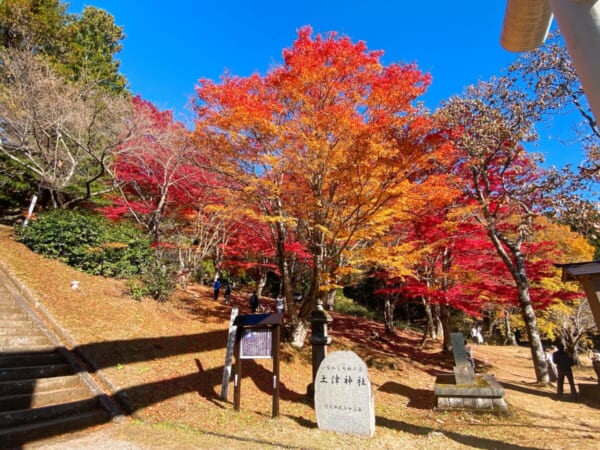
top-left (213, 279), bottom-right (221, 301)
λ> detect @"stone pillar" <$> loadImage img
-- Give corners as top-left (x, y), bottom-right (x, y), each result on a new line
top-left (307, 302), bottom-right (332, 395)
top-left (501, 0), bottom-right (600, 125)
top-left (549, 0), bottom-right (600, 132)
top-left (592, 357), bottom-right (600, 385)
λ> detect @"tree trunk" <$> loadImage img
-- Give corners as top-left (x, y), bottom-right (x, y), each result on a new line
top-left (256, 269), bottom-right (268, 297)
top-left (488, 317), bottom-right (501, 342)
top-left (433, 304), bottom-right (443, 340)
top-left (439, 248), bottom-right (453, 352)
top-left (302, 252), bottom-right (322, 317)
top-left (325, 289), bottom-right (336, 311)
top-left (439, 303), bottom-right (452, 353)
top-left (504, 311), bottom-right (518, 345)
top-left (384, 297), bottom-right (394, 333)
top-left (517, 278), bottom-right (549, 383)
top-left (422, 297), bottom-right (436, 340)
top-left (290, 319), bottom-right (309, 349)
top-left (402, 302), bottom-right (411, 324)
top-left (274, 221), bottom-right (294, 315)
top-left (484, 224), bottom-right (549, 383)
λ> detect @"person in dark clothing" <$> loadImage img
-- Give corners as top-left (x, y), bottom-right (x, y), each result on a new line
top-left (465, 339), bottom-right (476, 372)
top-left (213, 279), bottom-right (221, 301)
top-left (552, 343), bottom-right (578, 399)
top-left (249, 291), bottom-right (259, 313)
top-left (223, 282), bottom-right (231, 304)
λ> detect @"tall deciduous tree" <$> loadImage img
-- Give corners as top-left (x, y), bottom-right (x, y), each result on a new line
top-left (438, 80), bottom-right (560, 383)
top-left (0, 48), bottom-right (132, 209)
top-left (0, 0), bottom-right (128, 217)
top-left (507, 33), bottom-right (599, 178)
top-left (104, 97), bottom-right (232, 285)
top-left (105, 96), bottom-right (202, 242)
top-left (194, 27), bottom-right (432, 346)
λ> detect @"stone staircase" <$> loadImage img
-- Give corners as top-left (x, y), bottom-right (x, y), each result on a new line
top-left (0, 280), bottom-right (114, 446)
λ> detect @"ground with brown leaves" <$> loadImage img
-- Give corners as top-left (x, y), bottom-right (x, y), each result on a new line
top-left (1, 226), bottom-right (599, 449)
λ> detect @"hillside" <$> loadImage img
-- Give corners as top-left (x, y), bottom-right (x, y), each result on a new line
top-left (0, 225), bottom-right (599, 449)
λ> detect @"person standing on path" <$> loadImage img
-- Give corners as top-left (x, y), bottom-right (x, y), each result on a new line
top-left (552, 342), bottom-right (578, 399)
top-left (476, 325), bottom-right (484, 344)
top-left (213, 278), bottom-right (221, 301)
top-left (249, 291), bottom-right (259, 313)
top-left (275, 293), bottom-right (285, 314)
top-left (465, 339), bottom-right (476, 372)
top-left (471, 325), bottom-right (479, 345)
top-left (223, 281), bottom-right (231, 304)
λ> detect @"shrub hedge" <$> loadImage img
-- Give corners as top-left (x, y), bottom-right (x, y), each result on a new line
top-left (17, 209), bottom-right (151, 278)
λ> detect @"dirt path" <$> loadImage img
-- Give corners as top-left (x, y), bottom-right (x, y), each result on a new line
top-left (474, 344), bottom-right (600, 449)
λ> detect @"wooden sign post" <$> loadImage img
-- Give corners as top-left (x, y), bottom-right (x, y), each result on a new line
top-left (220, 307), bottom-right (239, 400)
top-left (233, 312), bottom-right (282, 418)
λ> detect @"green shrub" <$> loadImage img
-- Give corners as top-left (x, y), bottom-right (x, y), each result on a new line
top-left (194, 259), bottom-right (215, 285)
top-left (127, 280), bottom-right (147, 301)
top-left (17, 209), bottom-right (151, 278)
top-left (335, 295), bottom-right (376, 319)
top-left (140, 249), bottom-right (177, 302)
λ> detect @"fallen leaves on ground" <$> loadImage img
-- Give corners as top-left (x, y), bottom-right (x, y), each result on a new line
top-left (1, 226), bottom-right (599, 449)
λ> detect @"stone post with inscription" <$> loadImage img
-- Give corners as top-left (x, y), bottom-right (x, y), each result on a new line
top-left (314, 351), bottom-right (375, 437)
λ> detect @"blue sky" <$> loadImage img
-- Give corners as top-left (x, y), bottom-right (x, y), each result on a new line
top-left (67, 1), bottom-right (583, 169)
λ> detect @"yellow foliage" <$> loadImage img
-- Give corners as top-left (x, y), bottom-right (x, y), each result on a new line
top-left (534, 217), bottom-right (595, 263)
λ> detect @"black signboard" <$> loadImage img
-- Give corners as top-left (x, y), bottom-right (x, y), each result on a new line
top-left (233, 312), bottom-right (282, 417)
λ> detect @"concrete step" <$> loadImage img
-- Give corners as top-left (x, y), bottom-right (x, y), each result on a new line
top-left (0, 385), bottom-right (91, 410)
top-left (2, 320), bottom-right (39, 334)
top-left (0, 364), bottom-right (72, 382)
top-left (0, 317), bottom-right (38, 326)
top-left (0, 305), bottom-right (24, 314)
top-left (0, 323), bottom-right (43, 335)
top-left (0, 277), bottom-right (115, 446)
top-left (0, 312), bottom-right (29, 321)
top-left (0, 408), bottom-right (109, 446)
top-left (0, 374), bottom-right (81, 396)
top-left (0, 397), bottom-right (101, 428)
top-left (0, 351), bottom-right (64, 368)
top-left (0, 335), bottom-right (51, 347)
top-left (0, 344), bottom-right (57, 353)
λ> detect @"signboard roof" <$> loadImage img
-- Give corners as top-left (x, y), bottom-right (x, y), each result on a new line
top-left (555, 261), bottom-right (600, 282)
top-left (234, 312), bottom-right (282, 327)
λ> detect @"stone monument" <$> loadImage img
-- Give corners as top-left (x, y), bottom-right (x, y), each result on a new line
top-left (314, 350), bottom-right (375, 436)
top-left (450, 332), bottom-right (476, 385)
top-left (434, 332), bottom-right (507, 412)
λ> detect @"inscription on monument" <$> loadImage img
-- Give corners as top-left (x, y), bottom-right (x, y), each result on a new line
top-left (314, 351), bottom-right (375, 436)
top-left (451, 332), bottom-right (475, 385)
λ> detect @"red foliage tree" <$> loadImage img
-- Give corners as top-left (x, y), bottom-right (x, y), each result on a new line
top-left (101, 96), bottom-right (232, 285)
top-left (194, 27), bottom-right (433, 346)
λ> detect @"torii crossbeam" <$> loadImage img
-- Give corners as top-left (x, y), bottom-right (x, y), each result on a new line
top-left (501, 0), bottom-right (600, 125)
